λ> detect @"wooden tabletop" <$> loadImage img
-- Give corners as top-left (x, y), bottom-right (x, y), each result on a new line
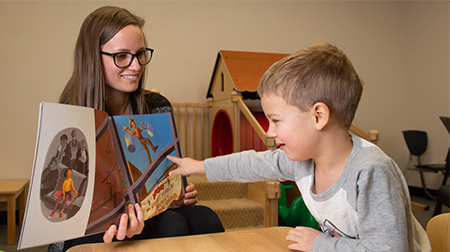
top-left (0, 179), bottom-right (29, 194)
top-left (68, 226), bottom-right (293, 252)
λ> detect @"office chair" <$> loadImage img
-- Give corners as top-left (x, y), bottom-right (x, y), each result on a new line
top-left (440, 116), bottom-right (449, 134)
top-left (432, 116), bottom-right (450, 216)
top-left (402, 130), bottom-right (447, 200)
top-left (433, 184), bottom-right (449, 217)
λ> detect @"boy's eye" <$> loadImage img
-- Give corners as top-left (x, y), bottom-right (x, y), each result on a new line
top-left (272, 119), bottom-right (279, 123)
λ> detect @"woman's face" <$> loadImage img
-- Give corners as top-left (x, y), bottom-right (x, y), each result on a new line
top-left (100, 25), bottom-right (146, 95)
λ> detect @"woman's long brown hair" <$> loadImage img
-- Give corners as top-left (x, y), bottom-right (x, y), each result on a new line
top-left (59, 6), bottom-right (147, 114)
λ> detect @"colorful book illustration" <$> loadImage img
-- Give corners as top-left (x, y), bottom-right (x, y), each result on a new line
top-left (18, 102), bottom-right (186, 249)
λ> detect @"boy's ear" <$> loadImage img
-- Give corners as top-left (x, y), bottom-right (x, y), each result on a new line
top-left (312, 102), bottom-right (330, 131)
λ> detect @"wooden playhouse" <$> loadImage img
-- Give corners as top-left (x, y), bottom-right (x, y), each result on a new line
top-left (207, 50), bottom-right (288, 156)
top-left (206, 50), bottom-right (379, 157)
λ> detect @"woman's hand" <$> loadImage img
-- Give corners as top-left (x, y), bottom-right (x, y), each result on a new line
top-left (103, 203), bottom-right (145, 243)
top-left (177, 183), bottom-right (198, 206)
top-left (286, 226), bottom-right (321, 252)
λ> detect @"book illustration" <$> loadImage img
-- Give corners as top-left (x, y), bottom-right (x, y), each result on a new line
top-left (113, 114), bottom-right (184, 220)
top-left (18, 103), bottom-right (185, 249)
top-left (141, 167), bottom-right (182, 219)
top-left (123, 118), bottom-right (158, 164)
top-left (48, 168), bottom-right (78, 218)
top-left (145, 122), bottom-right (155, 137)
top-left (84, 110), bottom-right (126, 235)
top-left (40, 128), bottom-right (88, 222)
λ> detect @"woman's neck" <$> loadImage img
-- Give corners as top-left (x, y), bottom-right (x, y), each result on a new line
top-left (106, 89), bottom-right (132, 116)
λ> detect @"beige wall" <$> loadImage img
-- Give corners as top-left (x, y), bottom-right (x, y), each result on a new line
top-left (0, 1), bottom-right (448, 189)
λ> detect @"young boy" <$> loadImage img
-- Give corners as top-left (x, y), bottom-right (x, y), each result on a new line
top-left (168, 42), bottom-right (431, 251)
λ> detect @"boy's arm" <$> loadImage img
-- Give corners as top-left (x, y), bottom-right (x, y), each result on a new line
top-left (167, 156), bottom-right (205, 176)
top-left (168, 150), bottom-right (294, 182)
top-left (204, 150), bottom-right (295, 183)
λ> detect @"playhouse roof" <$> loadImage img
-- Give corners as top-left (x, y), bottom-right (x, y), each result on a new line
top-left (207, 50), bottom-right (289, 98)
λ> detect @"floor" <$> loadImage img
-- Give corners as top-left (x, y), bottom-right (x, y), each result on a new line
top-left (410, 194), bottom-right (449, 229)
top-left (0, 194), bottom-right (448, 252)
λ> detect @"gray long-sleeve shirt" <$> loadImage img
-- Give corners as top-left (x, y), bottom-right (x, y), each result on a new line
top-left (204, 135), bottom-right (431, 251)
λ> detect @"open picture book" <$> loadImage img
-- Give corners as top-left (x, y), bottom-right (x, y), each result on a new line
top-left (18, 102), bottom-right (186, 249)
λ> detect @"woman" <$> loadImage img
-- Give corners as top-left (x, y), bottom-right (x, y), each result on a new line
top-left (55, 6), bottom-right (224, 252)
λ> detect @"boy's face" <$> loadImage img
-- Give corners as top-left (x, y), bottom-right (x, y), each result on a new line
top-left (261, 94), bottom-right (319, 161)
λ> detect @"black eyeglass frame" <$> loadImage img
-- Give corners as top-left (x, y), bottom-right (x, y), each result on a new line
top-left (100, 48), bottom-right (154, 68)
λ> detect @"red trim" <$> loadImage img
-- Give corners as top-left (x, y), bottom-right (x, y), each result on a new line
top-left (211, 110), bottom-right (233, 157)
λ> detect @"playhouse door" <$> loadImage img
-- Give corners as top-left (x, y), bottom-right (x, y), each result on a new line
top-left (211, 110), bottom-right (233, 157)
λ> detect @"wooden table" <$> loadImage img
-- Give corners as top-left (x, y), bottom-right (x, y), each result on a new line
top-left (68, 227), bottom-right (293, 252)
top-left (0, 179), bottom-right (29, 245)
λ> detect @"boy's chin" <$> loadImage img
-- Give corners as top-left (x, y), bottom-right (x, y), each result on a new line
top-left (284, 151), bottom-right (306, 162)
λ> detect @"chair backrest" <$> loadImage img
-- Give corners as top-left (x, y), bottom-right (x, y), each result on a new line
top-left (426, 213), bottom-right (450, 252)
top-left (402, 130), bottom-right (428, 157)
top-left (440, 116), bottom-right (450, 134)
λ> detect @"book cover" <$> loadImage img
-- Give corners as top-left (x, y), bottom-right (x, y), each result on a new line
top-left (18, 102), bottom-right (185, 249)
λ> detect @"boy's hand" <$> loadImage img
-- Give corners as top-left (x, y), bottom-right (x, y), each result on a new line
top-left (167, 156), bottom-right (205, 176)
top-left (103, 203), bottom-right (144, 243)
top-left (286, 226), bottom-right (321, 252)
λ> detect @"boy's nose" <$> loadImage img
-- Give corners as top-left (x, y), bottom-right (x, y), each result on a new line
top-left (266, 125), bottom-right (277, 138)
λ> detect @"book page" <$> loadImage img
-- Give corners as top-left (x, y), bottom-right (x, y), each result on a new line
top-left (111, 112), bottom-right (185, 220)
top-left (19, 103), bottom-right (97, 249)
top-left (83, 109), bottom-right (126, 235)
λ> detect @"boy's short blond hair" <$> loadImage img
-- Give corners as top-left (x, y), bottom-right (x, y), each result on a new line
top-left (258, 42), bottom-right (363, 129)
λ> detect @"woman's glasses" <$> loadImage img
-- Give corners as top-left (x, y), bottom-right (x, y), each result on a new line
top-left (101, 48), bottom-right (154, 68)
